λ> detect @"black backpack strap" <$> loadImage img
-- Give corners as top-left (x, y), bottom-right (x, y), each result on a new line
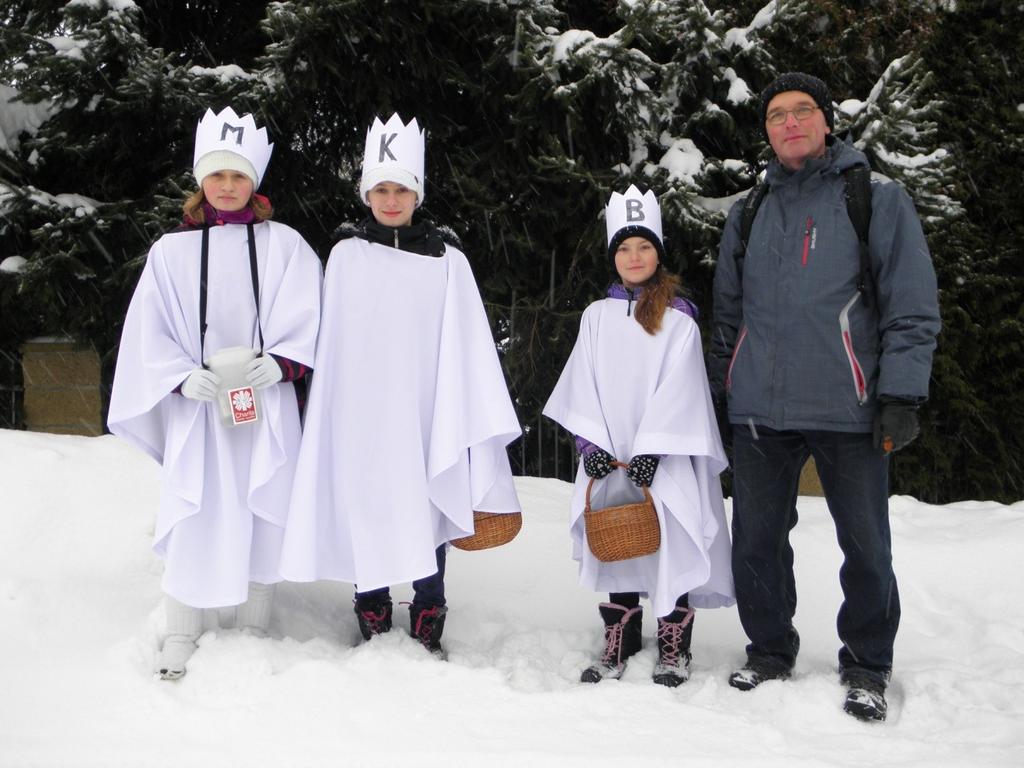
top-left (733, 181), bottom-right (769, 291)
top-left (843, 164), bottom-right (874, 307)
top-left (737, 181), bottom-right (769, 256)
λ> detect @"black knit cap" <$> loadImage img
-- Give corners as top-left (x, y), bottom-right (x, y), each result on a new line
top-left (607, 225), bottom-right (666, 266)
top-left (759, 72), bottom-right (834, 134)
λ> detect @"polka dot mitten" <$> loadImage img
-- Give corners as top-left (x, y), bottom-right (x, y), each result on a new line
top-left (626, 454), bottom-right (660, 487)
top-left (582, 448), bottom-right (615, 479)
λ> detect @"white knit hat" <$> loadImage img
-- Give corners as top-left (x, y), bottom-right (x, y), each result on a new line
top-left (359, 114), bottom-right (425, 206)
top-left (193, 150), bottom-right (259, 187)
top-left (193, 107), bottom-right (273, 188)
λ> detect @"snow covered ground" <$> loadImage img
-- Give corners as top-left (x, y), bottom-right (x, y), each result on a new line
top-left (1, 428), bottom-right (1022, 767)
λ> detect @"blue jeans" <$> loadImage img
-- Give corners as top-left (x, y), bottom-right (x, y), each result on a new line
top-left (731, 426), bottom-right (899, 679)
top-left (355, 545), bottom-right (447, 609)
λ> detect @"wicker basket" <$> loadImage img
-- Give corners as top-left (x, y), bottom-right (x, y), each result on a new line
top-left (583, 461), bottom-right (660, 562)
top-left (450, 511), bottom-right (523, 551)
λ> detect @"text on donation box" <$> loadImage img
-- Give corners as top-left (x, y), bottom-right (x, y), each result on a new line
top-left (207, 347), bottom-right (260, 427)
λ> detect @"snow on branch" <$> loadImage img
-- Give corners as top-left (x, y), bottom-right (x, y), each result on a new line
top-left (0, 86), bottom-right (55, 154)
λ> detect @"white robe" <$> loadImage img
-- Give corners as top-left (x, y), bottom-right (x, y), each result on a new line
top-left (108, 221), bottom-right (322, 608)
top-left (543, 298), bottom-right (735, 616)
top-left (279, 238), bottom-right (522, 590)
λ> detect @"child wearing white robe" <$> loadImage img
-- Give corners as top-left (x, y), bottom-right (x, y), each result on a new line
top-left (108, 107), bottom-right (322, 678)
top-left (543, 186), bottom-right (734, 686)
top-left (278, 114), bottom-right (521, 658)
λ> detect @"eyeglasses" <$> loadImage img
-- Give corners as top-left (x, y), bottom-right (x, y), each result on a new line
top-left (765, 105), bottom-right (820, 126)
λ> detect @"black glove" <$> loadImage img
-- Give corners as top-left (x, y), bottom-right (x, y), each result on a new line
top-left (873, 397), bottom-right (920, 454)
top-left (583, 448), bottom-right (615, 479)
top-left (713, 396), bottom-right (732, 456)
top-left (626, 454), bottom-right (660, 487)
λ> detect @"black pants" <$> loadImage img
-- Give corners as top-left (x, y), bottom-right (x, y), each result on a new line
top-left (609, 592), bottom-right (688, 617)
top-left (355, 545), bottom-right (447, 609)
top-left (731, 426), bottom-right (899, 679)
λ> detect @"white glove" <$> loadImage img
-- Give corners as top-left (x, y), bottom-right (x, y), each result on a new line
top-left (245, 355), bottom-right (283, 389)
top-left (180, 368), bottom-right (221, 401)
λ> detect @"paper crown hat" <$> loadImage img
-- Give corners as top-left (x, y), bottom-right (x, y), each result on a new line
top-left (605, 185), bottom-right (665, 261)
top-left (359, 114), bottom-right (425, 207)
top-left (193, 107), bottom-right (274, 188)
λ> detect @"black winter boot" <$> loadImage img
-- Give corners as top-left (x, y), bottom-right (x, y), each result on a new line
top-left (580, 602), bottom-right (643, 683)
top-left (354, 596), bottom-right (393, 641)
top-left (409, 604), bottom-right (447, 659)
top-left (841, 667), bottom-right (889, 722)
top-left (728, 653), bottom-right (792, 691)
top-left (653, 606), bottom-right (694, 687)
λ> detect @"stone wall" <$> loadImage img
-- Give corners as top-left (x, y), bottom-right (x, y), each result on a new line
top-left (21, 337), bottom-right (103, 436)
top-left (799, 458), bottom-right (824, 497)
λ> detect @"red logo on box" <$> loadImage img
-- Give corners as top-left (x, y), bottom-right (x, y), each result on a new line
top-left (227, 386), bottom-right (258, 425)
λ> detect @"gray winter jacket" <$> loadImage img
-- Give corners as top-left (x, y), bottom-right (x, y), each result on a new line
top-left (709, 138), bottom-right (940, 433)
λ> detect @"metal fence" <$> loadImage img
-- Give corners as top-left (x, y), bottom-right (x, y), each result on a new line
top-left (0, 350), bottom-right (24, 430)
top-left (483, 294), bottom-right (586, 482)
top-left (509, 417), bottom-right (579, 482)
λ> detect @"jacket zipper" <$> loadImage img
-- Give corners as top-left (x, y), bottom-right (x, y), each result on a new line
top-left (802, 216), bottom-right (813, 266)
top-left (394, 229), bottom-right (399, 248)
top-left (725, 326), bottom-right (747, 392)
top-left (625, 287), bottom-right (635, 316)
top-left (839, 294), bottom-right (868, 405)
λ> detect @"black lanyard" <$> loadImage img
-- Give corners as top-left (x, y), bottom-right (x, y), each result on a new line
top-left (199, 222), bottom-right (265, 367)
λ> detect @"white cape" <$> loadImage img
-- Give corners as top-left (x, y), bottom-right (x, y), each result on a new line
top-left (543, 299), bottom-right (735, 616)
top-left (279, 238), bottom-right (521, 590)
top-left (108, 221), bottom-right (322, 608)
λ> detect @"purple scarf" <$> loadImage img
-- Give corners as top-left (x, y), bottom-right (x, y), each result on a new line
top-left (198, 202), bottom-right (257, 226)
top-left (607, 283), bottom-right (699, 320)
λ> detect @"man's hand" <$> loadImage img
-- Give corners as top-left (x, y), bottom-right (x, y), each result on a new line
top-left (873, 397), bottom-right (920, 454)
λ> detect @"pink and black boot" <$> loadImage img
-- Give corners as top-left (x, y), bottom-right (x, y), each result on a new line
top-left (354, 596), bottom-right (393, 641)
top-left (580, 602), bottom-right (643, 683)
top-left (653, 605), bottom-right (695, 687)
top-left (409, 603), bottom-right (448, 659)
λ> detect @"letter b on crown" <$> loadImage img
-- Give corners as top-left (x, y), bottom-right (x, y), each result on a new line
top-left (626, 199), bottom-right (645, 222)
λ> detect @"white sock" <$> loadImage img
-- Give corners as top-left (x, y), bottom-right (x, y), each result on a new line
top-left (165, 596), bottom-right (203, 637)
top-left (160, 596), bottom-right (203, 678)
top-left (236, 582), bottom-right (275, 636)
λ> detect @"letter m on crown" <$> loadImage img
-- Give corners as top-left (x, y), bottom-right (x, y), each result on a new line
top-left (221, 123), bottom-right (245, 145)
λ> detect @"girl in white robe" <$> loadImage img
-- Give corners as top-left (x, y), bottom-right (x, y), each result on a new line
top-left (108, 107), bottom-right (322, 679)
top-left (543, 186), bottom-right (734, 686)
top-left (278, 114), bottom-right (521, 658)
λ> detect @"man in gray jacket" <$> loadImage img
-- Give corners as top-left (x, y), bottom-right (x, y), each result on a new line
top-left (709, 72), bottom-right (940, 722)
